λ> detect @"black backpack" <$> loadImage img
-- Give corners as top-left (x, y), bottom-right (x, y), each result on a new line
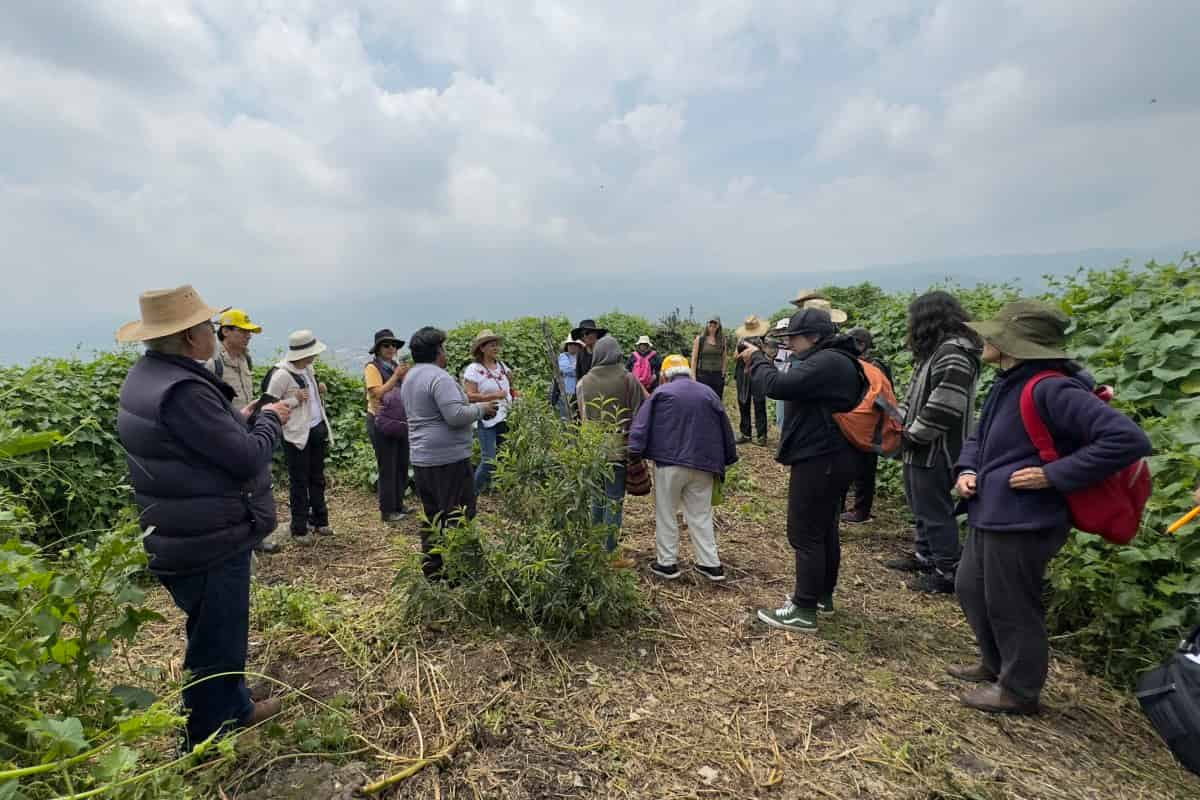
top-left (260, 366), bottom-right (305, 399)
top-left (1136, 624), bottom-right (1200, 776)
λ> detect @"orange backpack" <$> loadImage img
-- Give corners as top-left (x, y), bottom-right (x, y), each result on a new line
top-left (833, 358), bottom-right (903, 456)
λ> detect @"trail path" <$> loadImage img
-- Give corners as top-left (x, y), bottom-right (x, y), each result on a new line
top-left (131, 439), bottom-right (1198, 799)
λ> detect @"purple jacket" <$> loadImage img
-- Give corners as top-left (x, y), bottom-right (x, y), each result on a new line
top-left (956, 361), bottom-right (1151, 532)
top-left (628, 377), bottom-right (738, 478)
top-left (375, 382), bottom-right (408, 439)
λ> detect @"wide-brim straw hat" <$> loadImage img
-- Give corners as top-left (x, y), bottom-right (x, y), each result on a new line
top-left (471, 329), bottom-right (504, 356)
top-left (116, 285), bottom-right (228, 343)
top-left (968, 300), bottom-right (1070, 360)
top-left (799, 297), bottom-right (848, 324)
top-left (734, 314), bottom-right (771, 338)
top-left (561, 337), bottom-right (584, 351)
top-left (285, 330), bottom-right (327, 362)
top-left (790, 288), bottom-right (827, 307)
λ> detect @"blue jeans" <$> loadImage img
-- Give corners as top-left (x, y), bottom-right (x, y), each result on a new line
top-left (159, 550), bottom-right (254, 748)
top-left (776, 399), bottom-right (786, 431)
top-left (592, 463), bottom-right (627, 551)
top-left (474, 421), bottom-right (508, 493)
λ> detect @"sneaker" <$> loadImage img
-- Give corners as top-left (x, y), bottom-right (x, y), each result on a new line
top-left (292, 532), bottom-right (316, 547)
top-left (756, 599), bottom-right (818, 632)
top-left (908, 570), bottom-right (955, 594)
top-left (754, 436), bottom-right (767, 447)
top-left (694, 564), bottom-right (726, 582)
top-left (383, 512), bottom-right (406, 526)
top-left (883, 553), bottom-right (933, 573)
top-left (254, 540), bottom-right (281, 555)
top-left (817, 594), bottom-right (834, 615)
top-left (650, 561), bottom-right (681, 580)
top-left (840, 511), bottom-right (872, 525)
top-left (735, 435), bottom-right (752, 445)
top-left (312, 525), bottom-right (335, 537)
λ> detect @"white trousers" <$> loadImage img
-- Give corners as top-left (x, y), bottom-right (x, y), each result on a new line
top-left (654, 465), bottom-right (720, 568)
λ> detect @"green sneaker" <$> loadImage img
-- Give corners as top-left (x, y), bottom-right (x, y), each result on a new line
top-left (756, 600), bottom-right (817, 632)
top-left (817, 594), bottom-right (834, 616)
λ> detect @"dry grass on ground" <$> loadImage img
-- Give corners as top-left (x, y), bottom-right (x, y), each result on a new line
top-left (126, 441), bottom-right (1199, 799)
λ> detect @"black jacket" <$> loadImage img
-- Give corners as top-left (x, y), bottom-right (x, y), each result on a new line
top-left (118, 352), bottom-right (282, 576)
top-left (749, 336), bottom-right (864, 464)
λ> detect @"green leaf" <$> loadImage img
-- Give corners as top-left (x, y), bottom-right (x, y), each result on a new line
top-left (0, 779), bottom-right (19, 800)
top-left (49, 638), bottom-right (80, 665)
top-left (49, 574), bottom-right (79, 598)
top-left (95, 745), bottom-right (139, 781)
top-left (24, 716), bottom-right (89, 756)
top-left (110, 684), bottom-right (157, 710)
top-left (0, 429), bottom-right (62, 457)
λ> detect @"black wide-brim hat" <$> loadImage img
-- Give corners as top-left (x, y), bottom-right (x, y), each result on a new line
top-left (369, 328), bottom-right (405, 355)
top-left (571, 318), bottom-right (609, 340)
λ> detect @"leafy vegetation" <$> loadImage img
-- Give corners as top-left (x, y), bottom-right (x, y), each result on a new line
top-left (401, 398), bottom-right (647, 639)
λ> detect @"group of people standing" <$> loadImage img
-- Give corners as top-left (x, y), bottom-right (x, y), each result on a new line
top-left (112, 279), bottom-right (1161, 750)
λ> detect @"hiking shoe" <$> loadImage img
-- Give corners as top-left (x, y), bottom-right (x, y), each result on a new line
top-left (650, 561), bottom-right (681, 580)
top-left (960, 683), bottom-right (1039, 716)
top-left (244, 697), bottom-right (283, 727)
top-left (817, 594), bottom-right (834, 615)
top-left (754, 436), bottom-right (768, 447)
top-left (254, 539), bottom-right (281, 555)
top-left (756, 600), bottom-right (817, 633)
top-left (883, 553), bottom-right (933, 573)
top-left (947, 663), bottom-right (997, 683)
top-left (694, 564), bottom-right (726, 582)
top-left (841, 511), bottom-right (872, 525)
top-left (908, 570), bottom-right (955, 594)
top-left (735, 435), bottom-right (752, 445)
top-left (292, 532), bottom-right (316, 547)
top-left (312, 525), bottom-right (335, 537)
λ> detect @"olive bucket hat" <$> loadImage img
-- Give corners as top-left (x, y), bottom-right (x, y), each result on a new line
top-left (967, 299), bottom-right (1070, 360)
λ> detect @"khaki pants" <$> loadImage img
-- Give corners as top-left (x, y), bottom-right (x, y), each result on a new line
top-left (654, 465), bottom-right (720, 568)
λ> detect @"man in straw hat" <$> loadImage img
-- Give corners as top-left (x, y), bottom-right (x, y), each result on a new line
top-left (206, 308), bottom-right (263, 413)
top-left (733, 314), bottom-right (772, 445)
top-left (950, 300), bottom-right (1149, 714)
top-left (267, 330), bottom-right (336, 546)
top-left (116, 285), bottom-right (292, 746)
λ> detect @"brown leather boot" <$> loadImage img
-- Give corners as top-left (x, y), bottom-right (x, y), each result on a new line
top-left (946, 663), bottom-right (997, 683)
top-left (245, 697), bottom-right (283, 727)
top-left (960, 683), bottom-right (1038, 716)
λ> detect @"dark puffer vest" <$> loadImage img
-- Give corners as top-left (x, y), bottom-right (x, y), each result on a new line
top-left (118, 352), bottom-right (281, 576)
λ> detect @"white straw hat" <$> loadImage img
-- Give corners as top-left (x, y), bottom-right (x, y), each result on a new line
top-left (285, 330), bottom-right (327, 362)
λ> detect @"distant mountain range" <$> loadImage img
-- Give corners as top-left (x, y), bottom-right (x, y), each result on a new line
top-left (5, 243), bottom-right (1194, 367)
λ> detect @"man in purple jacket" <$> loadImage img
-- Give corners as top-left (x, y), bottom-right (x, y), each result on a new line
top-left (951, 300), bottom-right (1151, 715)
top-left (628, 355), bottom-right (739, 581)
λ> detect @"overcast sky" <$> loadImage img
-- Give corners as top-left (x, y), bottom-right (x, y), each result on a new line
top-left (2, 0), bottom-right (1196, 333)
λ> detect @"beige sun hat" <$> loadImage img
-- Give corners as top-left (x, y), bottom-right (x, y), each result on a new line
top-left (471, 329), bottom-right (504, 356)
top-left (790, 288), bottom-right (827, 307)
top-left (800, 297), bottom-right (848, 325)
top-left (561, 337), bottom-right (584, 351)
top-left (636, 335), bottom-right (653, 347)
top-left (285, 330), bottom-right (327, 362)
top-left (734, 314), bottom-right (771, 338)
top-left (116, 285), bottom-right (228, 343)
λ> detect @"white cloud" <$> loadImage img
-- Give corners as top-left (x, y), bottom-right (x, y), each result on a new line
top-left (0, 0), bottom-right (1196, 334)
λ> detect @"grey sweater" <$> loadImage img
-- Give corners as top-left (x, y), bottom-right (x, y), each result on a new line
top-left (400, 363), bottom-right (484, 467)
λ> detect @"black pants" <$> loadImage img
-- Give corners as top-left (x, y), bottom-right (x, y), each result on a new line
top-left (844, 451), bottom-right (879, 517)
top-left (160, 550), bottom-right (253, 748)
top-left (956, 526), bottom-right (1069, 701)
top-left (787, 448), bottom-right (857, 609)
top-left (903, 451), bottom-right (961, 574)
top-left (696, 370), bottom-right (725, 402)
top-left (412, 459), bottom-right (477, 579)
top-left (284, 421), bottom-right (329, 534)
top-left (738, 390), bottom-right (768, 439)
top-left (366, 415), bottom-right (409, 517)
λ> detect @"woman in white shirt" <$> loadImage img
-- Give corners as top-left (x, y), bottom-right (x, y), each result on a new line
top-left (462, 329), bottom-right (517, 493)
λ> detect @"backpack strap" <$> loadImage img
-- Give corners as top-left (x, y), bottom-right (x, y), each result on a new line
top-left (1019, 370), bottom-right (1065, 463)
top-left (213, 356), bottom-right (224, 379)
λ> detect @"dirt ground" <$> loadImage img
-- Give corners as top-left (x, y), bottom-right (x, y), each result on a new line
top-left (129, 439), bottom-right (1199, 799)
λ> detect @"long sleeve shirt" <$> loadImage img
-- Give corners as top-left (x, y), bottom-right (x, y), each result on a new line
top-left (400, 363), bottom-right (485, 467)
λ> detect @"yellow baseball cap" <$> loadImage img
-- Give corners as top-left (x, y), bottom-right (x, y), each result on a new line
top-left (218, 309), bottom-right (262, 333)
top-left (660, 354), bottom-right (691, 380)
